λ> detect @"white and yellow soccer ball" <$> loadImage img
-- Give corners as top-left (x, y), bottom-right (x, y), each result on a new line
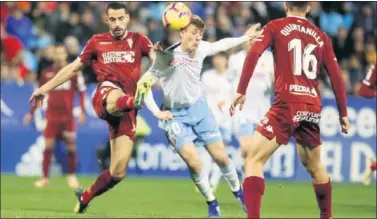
top-left (162, 2), bottom-right (192, 30)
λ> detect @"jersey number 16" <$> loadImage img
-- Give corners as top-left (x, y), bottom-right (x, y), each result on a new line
top-left (288, 38), bottom-right (318, 80)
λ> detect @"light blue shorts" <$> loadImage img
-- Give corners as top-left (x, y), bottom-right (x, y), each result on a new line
top-left (234, 122), bottom-right (256, 139)
top-left (159, 98), bottom-right (223, 152)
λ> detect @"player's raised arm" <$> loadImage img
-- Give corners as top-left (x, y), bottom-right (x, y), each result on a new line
top-left (206, 23), bottom-right (261, 56)
top-left (136, 71), bottom-right (173, 120)
top-left (29, 59), bottom-right (85, 105)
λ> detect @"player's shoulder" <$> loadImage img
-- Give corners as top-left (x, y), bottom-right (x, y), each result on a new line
top-left (128, 31), bottom-right (150, 40)
top-left (90, 32), bottom-right (113, 41)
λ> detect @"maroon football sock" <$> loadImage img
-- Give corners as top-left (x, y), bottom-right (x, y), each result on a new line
top-left (371, 161), bottom-right (376, 171)
top-left (67, 150), bottom-right (77, 174)
top-left (313, 179), bottom-right (332, 219)
top-left (81, 169), bottom-right (122, 204)
top-left (243, 176), bottom-right (265, 219)
top-left (42, 148), bottom-right (53, 178)
top-left (115, 96), bottom-right (135, 112)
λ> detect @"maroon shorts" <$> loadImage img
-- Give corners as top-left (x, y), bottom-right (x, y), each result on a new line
top-left (256, 102), bottom-right (322, 147)
top-left (92, 82), bottom-right (136, 141)
top-left (44, 119), bottom-right (76, 141)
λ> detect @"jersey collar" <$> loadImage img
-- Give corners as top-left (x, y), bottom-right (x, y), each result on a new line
top-left (287, 15), bottom-right (307, 20)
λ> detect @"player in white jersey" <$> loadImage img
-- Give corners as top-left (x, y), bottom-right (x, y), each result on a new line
top-left (200, 52), bottom-right (233, 193)
top-left (135, 15), bottom-right (261, 217)
top-left (228, 41), bottom-right (274, 161)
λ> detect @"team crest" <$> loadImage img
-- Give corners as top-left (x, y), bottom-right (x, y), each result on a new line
top-left (127, 39), bottom-right (133, 48)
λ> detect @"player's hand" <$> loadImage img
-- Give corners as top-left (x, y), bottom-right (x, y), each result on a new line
top-left (155, 111), bottom-right (173, 120)
top-left (340, 117), bottom-right (350, 134)
top-left (244, 23), bottom-right (261, 40)
top-left (79, 112), bottom-right (86, 125)
top-left (29, 88), bottom-right (46, 107)
top-left (152, 41), bottom-right (163, 51)
top-left (23, 113), bottom-right (33, 126)
top-left (230, 93), bottom-right (246, 116)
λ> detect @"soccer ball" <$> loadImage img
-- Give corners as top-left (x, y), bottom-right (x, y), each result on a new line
top-left (162, 2), bottom-right (192, 30)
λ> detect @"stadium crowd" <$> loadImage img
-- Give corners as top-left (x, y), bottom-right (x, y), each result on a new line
top-left (1, 1), bottom-right (376, 96)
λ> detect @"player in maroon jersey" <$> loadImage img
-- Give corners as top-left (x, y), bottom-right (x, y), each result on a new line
top-left (230, 2), bottom-right (350, 218)
top-left (24, 44), bottom-right (86, 189)
top-left (28, 3), bottom-right (167, 213)
top-left (358, 64), bottom-right (376, 185)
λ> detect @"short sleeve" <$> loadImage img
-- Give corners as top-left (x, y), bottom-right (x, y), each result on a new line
top-left (79, 37), bottom-right (96, 66)
top-left (138, 33), bottom-right (153, 55)
top-left (252, 22), bottom-right (274, 55)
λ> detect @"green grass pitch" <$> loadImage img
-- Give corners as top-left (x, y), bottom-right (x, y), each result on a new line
top-left (1, 175), bottom-right (375, 218)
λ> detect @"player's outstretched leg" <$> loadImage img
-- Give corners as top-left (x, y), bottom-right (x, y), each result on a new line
top-left (206, 141), bottom-right (246, 213)
top-left (297, 144), bottom-right (332, 219)
top-left (242, 132), bottom-right (280, 219)
top-left (35, 138), bottom-right (56, 188)
top-left (74, 135), bottom-right (134, 213)
top-left (362, 159), bottom-right (376, 186)
top-left (178, 143), bottom-right (220, 217)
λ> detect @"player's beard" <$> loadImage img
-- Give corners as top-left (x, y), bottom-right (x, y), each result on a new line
top-left (112, 28), bottom-right (126, 40)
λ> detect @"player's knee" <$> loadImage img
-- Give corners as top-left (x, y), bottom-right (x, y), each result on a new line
top-left (303, 161), bottom-right (323, 177)
top-left (106, 89), bottom-right (124, 116)
top-left (212, 154), bottom-right (230, 168)
top-left (186, 158), bottom-right (201, 174)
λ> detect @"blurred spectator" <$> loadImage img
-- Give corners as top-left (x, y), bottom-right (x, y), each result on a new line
top-left (45, 2), bottom-right (71, 34)
top-left (355, 3), bottom-right (376, 35)
top-left (307, 2), bottom-right (322, 26)
top-left (79, 9), bottom-right (95, 44)
top-left (1, 22), bottom-right (29, 80)
top-left (365, 39), bottom-right (376, 65)
top-left (55, 12), bottom-right (82, 44)
top-left (36, 45), bottom-right (54, 80)
top-left (5, 6), bottom-right (34, 49)
top-left (319, 5), bottom-right (344, 37)
top-left (333, 27), bottom-right (350, 62)
top-left (146, 18), bottom-right (165, 43)
top-left (341, 66), bottom-right (352, 94)
top-left (348, 55), bottom-right (364, 92)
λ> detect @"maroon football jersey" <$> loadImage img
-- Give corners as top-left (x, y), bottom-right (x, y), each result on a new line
top-left (79, 31), bottom-right (153, 96)
top-left (39, 66), bottom-right (86, 120)
top-left (238, 15), bottom-right (347, 117)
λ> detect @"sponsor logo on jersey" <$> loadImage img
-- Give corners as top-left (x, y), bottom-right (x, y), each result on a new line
top-left (289, 84), bottom-right (318, 97)
top-left (292, 110), bottom-right (321, 124)
top-left (102, 51), bottom-right (135, 64)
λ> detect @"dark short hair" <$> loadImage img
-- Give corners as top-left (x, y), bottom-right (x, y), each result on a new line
top-left (286, 2), bottom-right (309, 10)
top-left (186, 14), bottom-right (205, 30)
top-left (106, 2), bottom-right (129, 14)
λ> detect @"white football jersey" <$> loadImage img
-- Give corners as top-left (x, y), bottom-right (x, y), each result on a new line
top-left (201, 69), bottom-right (232, 129)
top-left (229, 49), bottom-right (274, 124)
top-left (149, 36), bottom-right (249, 109)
